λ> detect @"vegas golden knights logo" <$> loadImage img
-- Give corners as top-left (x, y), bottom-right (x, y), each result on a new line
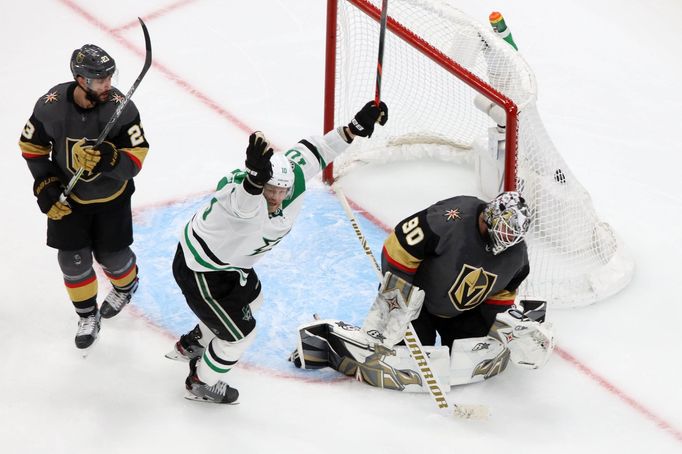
top-left (66, 138), bottom-right (99, 182)
top-left (448, 264), bottom-right (497, 311)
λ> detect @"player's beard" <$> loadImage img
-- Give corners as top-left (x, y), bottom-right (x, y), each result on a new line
top-left (85, 87), bottom-right (111, 105)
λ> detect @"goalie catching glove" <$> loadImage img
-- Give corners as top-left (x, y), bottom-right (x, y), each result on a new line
top-left (489, 303), bottom-right (555, 369)
top-left (72, 139), bottom-right (120, 175)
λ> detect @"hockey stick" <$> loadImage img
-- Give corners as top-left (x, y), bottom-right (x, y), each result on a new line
top-left (374, 0), bottom-right (389, 106)
top-left (60, 18), bottom-right (152, 204)
top-left (332, 183), bottom-right (489, 420)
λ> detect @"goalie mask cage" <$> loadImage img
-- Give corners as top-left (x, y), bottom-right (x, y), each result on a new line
top-left (322, 0), bottom-right (634, 307)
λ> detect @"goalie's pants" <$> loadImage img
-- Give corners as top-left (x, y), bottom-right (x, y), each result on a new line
top-left (172, 245), bottom-right (260, 342)
top-left (410, 303), bottom-right (509, 352)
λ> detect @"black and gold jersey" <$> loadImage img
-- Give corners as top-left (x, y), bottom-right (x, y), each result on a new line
top-left (382, 195), bottom-right (529, 318)
top-left (19, 82), bottom-right (149, 206)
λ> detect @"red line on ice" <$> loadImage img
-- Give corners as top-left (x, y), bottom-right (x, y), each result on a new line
top-left (58, 0), bottom-right (682, 444)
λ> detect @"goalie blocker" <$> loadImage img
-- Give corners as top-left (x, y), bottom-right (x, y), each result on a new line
top-left (290, 277), bottom-right (554, 392)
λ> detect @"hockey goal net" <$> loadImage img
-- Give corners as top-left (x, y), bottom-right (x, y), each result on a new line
top-left (323, 0), bottom-right (634, 307)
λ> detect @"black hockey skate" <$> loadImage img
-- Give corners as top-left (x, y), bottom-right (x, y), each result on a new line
top-left (75, 310), bottom-right (101, 349)
top-left (165, 324), bottom-right (205, 361)
top-left (184, 357), bottom-right (239, 404)
top-left (101, 278), bottom-right (138, 319)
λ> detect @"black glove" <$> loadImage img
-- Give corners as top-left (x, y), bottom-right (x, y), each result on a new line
top-left (244, 131), bottom-right (274, 193)
top-left (73, 139), bottom-right (120, 174)
top-left (33, 175), bottom-right (72, 220)
top-left (347, 101), bottom-right (389, 138)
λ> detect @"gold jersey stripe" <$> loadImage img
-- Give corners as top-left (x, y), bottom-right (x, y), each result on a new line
top-left (383, 232), bottom-right (422, 272)
top-left (486, 290), bottom-right (517, 304)
top-left (70, 181), bottom-right (128, 205)
top-left (121, 146), bottom-right (149, 169)
top-left (19, 141), bottom-right (50, 157)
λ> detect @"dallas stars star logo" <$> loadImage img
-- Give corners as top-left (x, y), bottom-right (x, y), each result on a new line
top-left (248, 235), bottom-right (285, 256)
top-left (445, 208), bottom-right (461, 221)
top-left (111, 93), bottom-right (125, 104)
top-left (43, 92), bottom-right (58, 104)
top-left (385, 295), bottom-right (401, 312)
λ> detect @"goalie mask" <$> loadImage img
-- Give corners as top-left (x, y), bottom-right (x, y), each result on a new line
top-left (268, 153), bottom-right (294, 189)
top-left (483, 191), bottom-right (531, 255)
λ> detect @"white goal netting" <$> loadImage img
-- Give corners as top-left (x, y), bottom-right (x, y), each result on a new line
top-left (327, 0), bottom-right (634, 307)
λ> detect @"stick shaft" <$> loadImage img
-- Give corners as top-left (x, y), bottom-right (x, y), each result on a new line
top-left (374, 0), bottom-right (389, 105)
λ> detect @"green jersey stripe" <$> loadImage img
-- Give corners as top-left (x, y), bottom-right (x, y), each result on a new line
top-left (183, 221), bottom-right (248, 282)
top-left (194, 273), bottom-right (245, 341)
top-left (202, 351), bottom-right (232, 374)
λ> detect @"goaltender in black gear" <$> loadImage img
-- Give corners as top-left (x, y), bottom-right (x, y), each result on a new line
top-left (292, 192), bottom-right (555, 391)
top-left (19, 44), bottom-right (149, 350)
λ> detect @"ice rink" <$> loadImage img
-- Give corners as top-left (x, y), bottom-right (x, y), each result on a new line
top-left (1, 1), bottom-right (680, 453)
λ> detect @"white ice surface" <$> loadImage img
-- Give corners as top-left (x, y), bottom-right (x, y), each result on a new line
top-left (1, 1), bottom-right (681, 453)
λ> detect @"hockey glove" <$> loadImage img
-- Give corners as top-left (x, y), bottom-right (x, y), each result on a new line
top-left (33, 175), bottom-right (72, 220)
top-left (489, 306), bottom-right (555, 369)
top-left (244, 131), bottom-right (274, 193)
top-left (348, 101), bottom-right (389, 138)
top-left (73, 139), bottom-right (120, 175)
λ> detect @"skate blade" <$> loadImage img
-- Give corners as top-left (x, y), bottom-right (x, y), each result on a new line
top-left (77, 331), bottom-right (101, 358)
top-left (184, 392), bottom-right (239, 405)
top-left (165, 349), bottom-right (190, 362)
top-left (78, 338), bottom-right (99, 358)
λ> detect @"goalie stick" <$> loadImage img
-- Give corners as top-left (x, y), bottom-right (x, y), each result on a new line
top-left (332, 183), bottom-right (489, 420)
top-left (60, 18), bottom-right (153, 204)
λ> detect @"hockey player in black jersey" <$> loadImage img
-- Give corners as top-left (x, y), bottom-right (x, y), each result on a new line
top-left (166, 101), bottom-right (388, 404)
top-left (292, 192), bottom-right (555, 391)
top-left (19, 44), bottom-right (149, 350)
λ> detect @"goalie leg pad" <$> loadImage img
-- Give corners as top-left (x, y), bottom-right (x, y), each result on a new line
top-left (292, 319), bottom-right (450, 393)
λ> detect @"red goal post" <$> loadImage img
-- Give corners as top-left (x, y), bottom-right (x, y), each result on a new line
top-left (320, 0), bottom-right (634, 307)
top-left (322, 0), bottom-right (519, 190)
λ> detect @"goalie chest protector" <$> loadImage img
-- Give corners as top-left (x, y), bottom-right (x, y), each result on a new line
top-left (413, 196), bottom-right (528, 318)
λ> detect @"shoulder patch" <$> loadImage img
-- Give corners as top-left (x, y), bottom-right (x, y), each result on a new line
top-left (445, 208), bottom-right (461, 221)
top-left (42, 92), bottom-right (59, 104)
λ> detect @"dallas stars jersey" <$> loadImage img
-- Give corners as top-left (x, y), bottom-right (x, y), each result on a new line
top-left (19, 82), bottom-right (149, 205)
top-left (382, 196), bottom-right (529, 318)
top-left (180, 129), bottom-right (350, 278)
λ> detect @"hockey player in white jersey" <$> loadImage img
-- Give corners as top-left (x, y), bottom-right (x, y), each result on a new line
top-left (167, 100), bottom-right (388, 404)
